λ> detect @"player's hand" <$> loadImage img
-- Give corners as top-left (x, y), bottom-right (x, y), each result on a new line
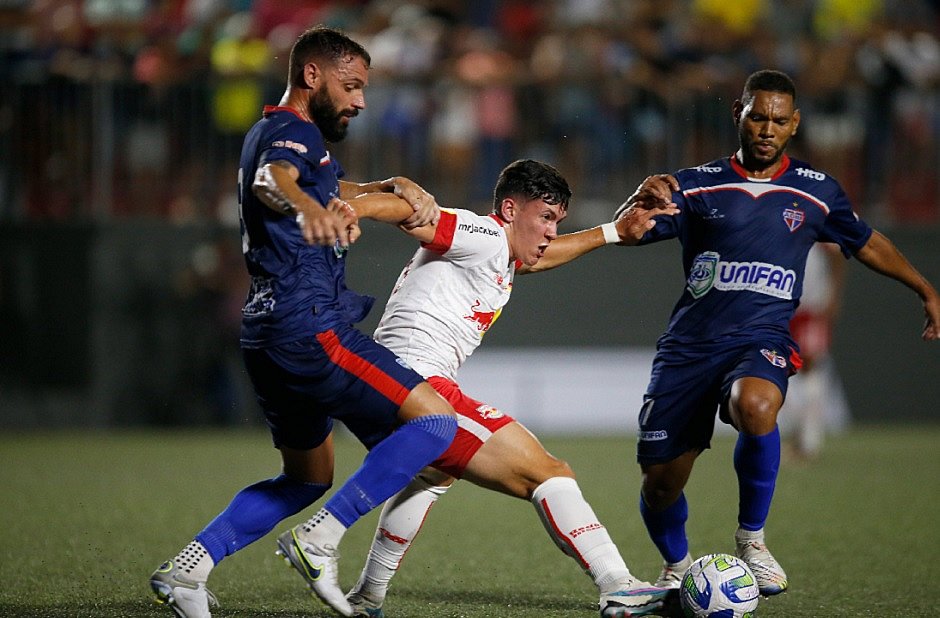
top-left (389, 176), bottom-right (440, 229)
top-left (613, 202), bottom-right (680, 245)
top-left (328, 197), bottom-right (361, 245)
top-left (295, 199), bottom-right (353, 248)
top-left (922, 291), bottom-right (940, 341)
top-left (614, 174), bottom-right (680, 219)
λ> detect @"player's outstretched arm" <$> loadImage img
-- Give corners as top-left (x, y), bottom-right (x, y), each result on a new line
top-left (341, 176), bottom-right (440, 230)
top-left (855, 230), bottom-right (940, 340)
top-left (347, 192), bottom-right (437, 244)
top-left (521, 202), bottom-right (679, 274)
top-left (614, 173), bottom-right (680, 220)
top-left (253, 160), bottom-right (353, 247)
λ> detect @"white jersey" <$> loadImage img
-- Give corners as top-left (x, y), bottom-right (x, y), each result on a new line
top-left (374, 209), bottom-right (517, 381)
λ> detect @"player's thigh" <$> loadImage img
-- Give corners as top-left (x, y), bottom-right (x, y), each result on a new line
top-left (462, 421), bottom-right (572, 499)
top-left (242, 342), bottom-right (334, 450)
top-left (637, 351), bottom-right (724, 466)
top-left (719, 340), bottom-right (794, 431)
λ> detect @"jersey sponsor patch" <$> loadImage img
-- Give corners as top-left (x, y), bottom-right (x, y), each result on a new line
top-left (760, 348), bottom-right (788, 368)
top-left (464, 299), bottom-right (500, 333)
top-left (243, 276), bottom-right (276, 316)
top-left (687, 252), bottom-right (796, 300)
top-left (638, 429), bottom-right (669, 441)
top-left (457, 221), bottom-right (501, 237)
top-left (271, 139), bottom-right (308, 154)
top-left (687, 251), bottom-right (719, 299)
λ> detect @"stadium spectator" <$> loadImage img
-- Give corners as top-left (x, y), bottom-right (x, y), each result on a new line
top-left (342, 159), bottom-right (679, 617)
top-left (149, 26), bottom-right (458, 618)
top-left (618, 69), bottom-right (940, 597)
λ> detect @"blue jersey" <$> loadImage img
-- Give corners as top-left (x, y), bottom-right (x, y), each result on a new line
top-left (238, 106), bottom-right (374, 348)
top-left (641, 154), bottom-right (872, 345)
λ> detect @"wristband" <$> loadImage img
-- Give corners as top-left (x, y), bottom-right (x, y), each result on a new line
top-left (600, 222), bottom-right (620, 244)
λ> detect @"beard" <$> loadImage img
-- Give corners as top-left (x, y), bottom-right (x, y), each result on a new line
top-left (309, 86), bottom-right (356, 143)
top-left (739, 131), bottom-right (789, 169)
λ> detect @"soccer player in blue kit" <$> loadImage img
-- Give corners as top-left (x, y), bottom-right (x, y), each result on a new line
top-left (150, 26), bottom-right (457, 618)
top-left (617, 70), bottom-right (940, 597)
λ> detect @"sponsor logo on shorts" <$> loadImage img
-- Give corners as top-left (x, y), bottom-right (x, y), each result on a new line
top-left (687, 251), bottom-right (796, 300)
top-left (639, 430), bottom-right (668, 441)
top-left (475, 404), bottom-right (504, 419)
top-left (761, 348), bottom-right (787, 368)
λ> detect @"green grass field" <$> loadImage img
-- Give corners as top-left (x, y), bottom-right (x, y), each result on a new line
top-left (1, 426), bottom-right (938, 617)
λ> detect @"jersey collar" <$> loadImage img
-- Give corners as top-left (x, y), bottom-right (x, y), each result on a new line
top-left (263, 105), bottom-right (305, 121)
top-left (729, 152), bottom-right (790, 181)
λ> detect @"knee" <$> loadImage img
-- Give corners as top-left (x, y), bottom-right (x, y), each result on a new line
top-left (731, 391), bottom-right (780, 434)
top-left (641, 472), bottom-right (683, 510)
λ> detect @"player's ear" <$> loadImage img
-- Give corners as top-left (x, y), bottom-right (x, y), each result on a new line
top-left (498, 197), bottom-right (515, 222)
top-left (301, 62), bottom-right (321, 89)
top-left (732, 100), bottom-right (744, 125)
top-left (791, 108), bottom-right (801, 135)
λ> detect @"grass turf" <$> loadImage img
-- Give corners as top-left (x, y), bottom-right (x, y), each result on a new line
top-left (0, 425), bottom-right (937, 617)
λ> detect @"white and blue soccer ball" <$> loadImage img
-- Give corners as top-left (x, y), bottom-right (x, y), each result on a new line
top-left (679, 553), bottom-right (760, 617)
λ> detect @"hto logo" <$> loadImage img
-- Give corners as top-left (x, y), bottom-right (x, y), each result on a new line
top-left (795, 168), bottom-right (825, 181)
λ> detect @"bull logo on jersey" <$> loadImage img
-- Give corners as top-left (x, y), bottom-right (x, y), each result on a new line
top-left (783, 206), bottom-right (804, 232)
top-left (475, 404), bottom-right (504, 419)
top-left (687, 251), bottom-right (719, 299)
top-left (760, 348), bottom-right (788, 368)
top-left (464, 299), bottom-right (500, 333)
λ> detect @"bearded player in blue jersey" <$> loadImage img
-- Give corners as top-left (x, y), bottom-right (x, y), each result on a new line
top-left (150, 26), bottom-right (457, 618)
top-left (617, 70), bottom-right (940, 597)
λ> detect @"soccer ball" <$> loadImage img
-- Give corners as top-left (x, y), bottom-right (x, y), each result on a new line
top-left (679, 553), bottom-right (760, 617)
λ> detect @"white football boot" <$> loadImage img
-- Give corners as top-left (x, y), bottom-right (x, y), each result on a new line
top-left (276, 527), bottom-right (354, 616)
top-left (734, 528), bottom-right (789, 596)
top-left (599, 576), bottom-right (673, 617)
top-left (654, 553), bottom-right (693, 589)
top-left (150, 560), bottom-right (218, 618)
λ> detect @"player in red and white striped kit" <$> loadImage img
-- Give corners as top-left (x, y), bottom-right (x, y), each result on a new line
top-left (347, 159), bottom-right (679, 618)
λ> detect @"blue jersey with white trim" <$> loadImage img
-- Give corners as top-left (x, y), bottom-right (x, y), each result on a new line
top-left (237, 106), bottom-right (374, 348)
top-left (640, 154), bottom-right (872, 344)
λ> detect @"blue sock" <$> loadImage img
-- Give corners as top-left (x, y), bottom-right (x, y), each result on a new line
top-left (640, 492), bottom-right (689, 563)
top-left (734, 425), bottom-right (781, 531)
top-left (325, 414), bottom-right (456, 528)
top-left (196, 474), bottom-right (329, 565)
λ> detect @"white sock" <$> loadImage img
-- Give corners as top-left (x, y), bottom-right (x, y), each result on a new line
top-left (296, 507), bottom-right (348, 553)
top-left (531, 477), bottom-right (633, 593)
top-left (353, 476), bottom-right (449, 601)
top-left (174, 540), bottom-right (214, 583)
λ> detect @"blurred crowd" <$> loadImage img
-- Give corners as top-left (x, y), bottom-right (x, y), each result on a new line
top-left (1, 0), bottom-right (939, 228)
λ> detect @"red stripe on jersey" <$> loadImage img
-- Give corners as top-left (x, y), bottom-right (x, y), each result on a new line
top-left (539, 497), bottom-right (590, 569)
top-left (315, 330), bottom-right (411, 406)
top-left (421, 210), bottom-right (458, 254)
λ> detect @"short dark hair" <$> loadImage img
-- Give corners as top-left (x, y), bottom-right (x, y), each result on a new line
top-left (493, 159), bottom-right (571, 213)
top-left (742, 69), bottom-right (796, 102)
top-left (289, 25), bottom-right (371, 85)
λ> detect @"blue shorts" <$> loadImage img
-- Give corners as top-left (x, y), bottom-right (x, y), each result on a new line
top-left (636, 336), bottom-right (800, 465)
top-left (243, 323), bottom-right (425, 451)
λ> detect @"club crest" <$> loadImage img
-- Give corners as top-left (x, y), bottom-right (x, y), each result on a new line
top-left (782, 206), bottom-right (804, 232)
top-left (760, 348), bottom-right (787, 368)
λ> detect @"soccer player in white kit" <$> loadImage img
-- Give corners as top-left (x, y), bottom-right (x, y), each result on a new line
top-left (346, 159), bottom-right (679, 618)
